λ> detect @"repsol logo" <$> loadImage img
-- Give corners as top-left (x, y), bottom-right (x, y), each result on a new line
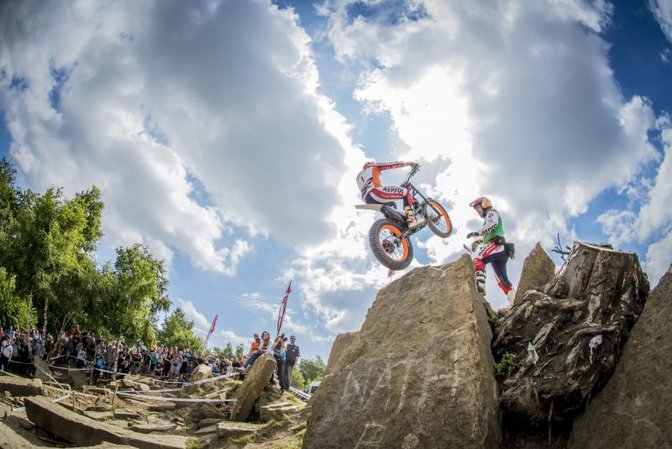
top-left (382, 186), bottom-right (404, 194)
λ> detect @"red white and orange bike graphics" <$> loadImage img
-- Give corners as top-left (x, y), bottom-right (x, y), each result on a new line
top-left (356, 165), bottom-right (453, 271)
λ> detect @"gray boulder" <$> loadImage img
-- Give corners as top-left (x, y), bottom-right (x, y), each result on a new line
top-left (303, 255), bottom-right (501, 449)
top-left (514, 242), bottom-right (556, 304)
top-left (568, 265), bottom-right (672, 449)
top-left (230, 353), bottom-right (276, 421)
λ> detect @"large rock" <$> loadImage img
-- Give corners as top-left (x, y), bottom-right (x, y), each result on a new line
top-left (183, 363), bottom-right (212, 394)
top-left (493, 242), bottom-right (649, 422)
top-left (24, 396), bottom-right (189, 449)
top-left (514, 242), bottom-right (556, 304)
top-left (303, 255), bottom-right (501, 449)
top-left (0, 376), bottom-right (43, 397)
top-left (230, 353), bottom-right (276, 421)
top-left (568, 265), bottom-right (672, 449)
top-left (0, 420), bottom-right (138, 449)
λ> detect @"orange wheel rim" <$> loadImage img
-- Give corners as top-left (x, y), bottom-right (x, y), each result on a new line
top-left (379, 224), bottom-right (409, 260)
top-left (429, 201), bottom-right (451, 232)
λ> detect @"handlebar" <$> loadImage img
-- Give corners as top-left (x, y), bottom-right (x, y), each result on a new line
top-left (404, 164), bottom-right (421, 184)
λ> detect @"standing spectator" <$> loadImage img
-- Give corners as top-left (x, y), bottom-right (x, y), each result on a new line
top-left (161, 351), bottom-right (172, 378)
top-left (1, 335), bottom-right (12, 371)
top-left (92, 353), bottom-right (104, 385)
top-left (76, 346), bottom-right (87, 369)
top-left (283, 335), bottom-right (300, 391)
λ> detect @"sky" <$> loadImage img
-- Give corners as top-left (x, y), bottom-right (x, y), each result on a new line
top-left (1, 0), bottom-right (671, 362)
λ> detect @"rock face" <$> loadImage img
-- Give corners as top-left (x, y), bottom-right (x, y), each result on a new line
top-left (514, 242), bottom-right (556, 304)
top-left (0, 376), bottom-right (43, 397)
top-left (493, 242), bottom-right (649, 422)
top-left (303, 255), bottom-right (501, 449)
top-left (231, 353), bottom-right (276, 421)
top-left (568, 266), bottom-right (672, 449)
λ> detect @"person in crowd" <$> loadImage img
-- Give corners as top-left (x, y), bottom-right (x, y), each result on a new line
top-left (283, 335), bottom-right (300, 392)
top-left (161, 351), bottom-right (172, 378)
top-left (231, 356), bottom-right (242, 370)
top-left (272, 334), bottom-right (287, 390)
top-left (466, 196), bottom-right (516, 303)
top-left (356, 160), bottom-right (421, 227)
top-left (171, 351), bottom-right (183, 379)
top-left (242, 333), bottom-right (261, 369)
top-left (76, 346), bottom-right (87, 369)
top-left (92, 353), bottom-right (104, 385)
top-left (243, 331), bottom-right (271, 370)
top-left (1, 335), bottom-right (12, 371)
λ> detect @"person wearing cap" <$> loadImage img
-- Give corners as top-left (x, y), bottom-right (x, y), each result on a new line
top-left (282, 335), bottom-right (300, 392)
top-left (466, 196), bottom-right (516, 304)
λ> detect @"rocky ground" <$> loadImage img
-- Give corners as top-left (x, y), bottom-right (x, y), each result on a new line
top-left (0, 359), bottom-right (307, 449)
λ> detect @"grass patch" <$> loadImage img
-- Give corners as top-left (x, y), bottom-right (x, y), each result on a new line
top-left (494, 351), bottom-right (518, 377)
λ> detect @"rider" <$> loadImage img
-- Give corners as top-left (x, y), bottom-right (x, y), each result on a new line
top-left (466, 197), bottom-right (516, 304)
top-left (356, 160), bottom-right (420, 227)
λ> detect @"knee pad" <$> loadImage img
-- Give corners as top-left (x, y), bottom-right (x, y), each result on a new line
top-left (474, 259), bottom-right (485, 272)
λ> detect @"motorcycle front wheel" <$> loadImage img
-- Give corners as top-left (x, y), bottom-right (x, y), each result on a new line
top-left (369, 219), bottom-right (413, 271)
top-left (423, 199), bottom-right (453, 238)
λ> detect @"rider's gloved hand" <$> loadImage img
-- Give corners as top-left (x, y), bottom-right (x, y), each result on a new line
top-left (466, 231), bottom-right (479, 239)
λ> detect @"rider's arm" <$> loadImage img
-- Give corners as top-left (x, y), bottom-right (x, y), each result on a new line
top-left (373, 161), bottom-right (416, 171)
top-left (476, 210), bottom-right (500, 236)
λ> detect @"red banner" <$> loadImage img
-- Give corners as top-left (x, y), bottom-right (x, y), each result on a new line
top-left (277, 280), bottom-right (292, 336)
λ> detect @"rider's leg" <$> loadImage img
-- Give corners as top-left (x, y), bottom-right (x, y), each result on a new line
top-left (369, 187), bottom-right (416, 225)
top-left (473, 258), bottom-right (487, 294)
top-left (366, 188), bottom-right (405, 209)
top-left (487, 252), bottom-right (515, 303)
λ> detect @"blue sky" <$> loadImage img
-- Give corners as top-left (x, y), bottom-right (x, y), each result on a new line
top-left (1, 0), bottom-right (671, 361)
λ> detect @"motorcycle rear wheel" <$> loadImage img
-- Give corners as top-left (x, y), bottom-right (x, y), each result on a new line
top-left (424, 199), bottom-right (452, 238)
top-left (369, 219), bottom-right (413, 271)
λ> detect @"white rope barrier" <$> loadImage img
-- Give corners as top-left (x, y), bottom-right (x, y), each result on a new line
top-left (114, 391), bottom-right (236, 403)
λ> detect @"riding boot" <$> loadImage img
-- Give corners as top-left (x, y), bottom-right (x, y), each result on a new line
top-left (475, 269), bottom-right (486, 294)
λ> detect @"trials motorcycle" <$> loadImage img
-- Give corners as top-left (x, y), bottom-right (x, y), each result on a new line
top-left (356, 165), bottom-right (453, 271)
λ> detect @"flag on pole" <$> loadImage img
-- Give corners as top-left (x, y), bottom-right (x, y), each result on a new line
top-left (207, 314), bottom-right (218, 341)
top-left (277, 280), bottom-right (292, 336)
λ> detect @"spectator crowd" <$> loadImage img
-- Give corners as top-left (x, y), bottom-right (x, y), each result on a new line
top-left (1, 323), bottom-right (301, 393)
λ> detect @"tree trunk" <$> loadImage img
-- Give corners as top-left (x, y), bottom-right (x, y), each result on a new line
top-left (493, 241), bottom-right (650, 422)
top-left (41, 294), bottom-right (49, 337)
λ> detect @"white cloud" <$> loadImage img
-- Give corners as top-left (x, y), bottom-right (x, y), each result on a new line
top-left (288, 0), bottom-right (662, 315)
top-left (645, 230), bottom-right (672, 288)
top-left (0, 0), bottom-right (349, 273)
top-left (177, 298), bottom-right (210, 331)
top-left (218, 330), bottom-right (249, 348)
top-left (649, 0), bottom-right (672, 44)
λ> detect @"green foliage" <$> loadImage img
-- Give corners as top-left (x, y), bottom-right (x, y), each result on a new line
top-left (298, 355), bottom-right (326, 385)
top-left (0, 267), bottom-right (36, 329)
top-left (157, 308), bottom-right (205, 354)
top-left (290, 367), bottom-right (306, 391)
top-left (495, 351), bottom-right (518, 377)
top-left (0, 158), bottom-right (172, 347)
top-left (101, 244), bottom-right (170, 346)
top-left (235, 343), bottom-right (245, 360)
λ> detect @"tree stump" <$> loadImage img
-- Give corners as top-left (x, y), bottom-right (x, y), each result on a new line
top-left (493, 242), bottom-right (649, 422)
